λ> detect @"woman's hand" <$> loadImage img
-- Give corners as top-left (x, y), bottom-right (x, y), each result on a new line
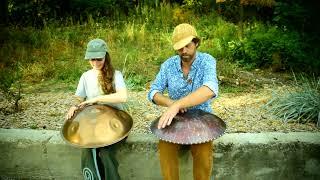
top-left (78, 99), bottom-right (96, 108)
top-left (65, 106), bottom-right (78, 120)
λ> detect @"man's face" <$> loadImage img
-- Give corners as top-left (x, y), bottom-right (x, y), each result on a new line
top-left (177, 41), bottom-right (197, 63)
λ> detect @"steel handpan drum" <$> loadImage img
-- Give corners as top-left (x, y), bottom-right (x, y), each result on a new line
top-left (61, 104), bottom-right (133, 148)
top-left (150, 109), bottom-right (226, 145)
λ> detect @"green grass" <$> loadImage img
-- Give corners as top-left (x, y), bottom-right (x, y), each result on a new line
top-left (2, 5), bottom-right (310, 94)
top-left (2, 3), bottom-right (319, 127)
top-left (220, 84), bottom-right (250, 94)
top-left (20, 80), bottom-right (77, 94)
top-left (1, 10), bottom-right (247, 92)
top-left (265, 75), bottom-right (320, 123)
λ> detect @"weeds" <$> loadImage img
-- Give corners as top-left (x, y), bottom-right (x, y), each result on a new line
top-left (2, 5), bottom-right (313, 93)
top-left (265, 75), bottom-right (320, 124)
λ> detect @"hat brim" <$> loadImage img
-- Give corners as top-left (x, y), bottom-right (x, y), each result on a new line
top-left (84, 52), bottom-right (106, 60)
top-left (173, 36), bottom-right (196, 50)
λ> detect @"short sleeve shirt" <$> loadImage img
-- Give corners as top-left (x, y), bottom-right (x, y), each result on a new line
top-left (147, 52), bottom-right (219, 113)
top-left (75, 69), bottom-right (126, 109)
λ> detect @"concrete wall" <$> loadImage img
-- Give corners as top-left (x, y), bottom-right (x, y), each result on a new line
top-left (0, 128), bottom-right (319, 180)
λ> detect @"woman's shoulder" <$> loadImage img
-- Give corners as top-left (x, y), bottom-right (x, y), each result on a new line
top-left (114, 70), bottom-right (124, 76)
top-left (113, 70), bottom-right (126, 86)
top-left (81, 69), bottom-right (96, 77)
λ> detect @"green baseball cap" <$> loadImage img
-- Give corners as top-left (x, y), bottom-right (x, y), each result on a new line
top-left (84, 38), bottom-right (108, 60)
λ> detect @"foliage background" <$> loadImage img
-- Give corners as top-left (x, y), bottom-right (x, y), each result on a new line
top-left (0, 0), bottom-right (319, 122)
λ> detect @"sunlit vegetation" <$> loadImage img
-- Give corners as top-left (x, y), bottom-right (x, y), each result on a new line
top-left (1, 0), bottom-right (319, 123)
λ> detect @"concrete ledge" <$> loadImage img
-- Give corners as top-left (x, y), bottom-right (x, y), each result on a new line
top-left (0, 129), bottom-right (319, 180)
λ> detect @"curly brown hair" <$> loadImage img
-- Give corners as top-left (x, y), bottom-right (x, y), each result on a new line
top-left (98, 53), bottom-right (115, 94)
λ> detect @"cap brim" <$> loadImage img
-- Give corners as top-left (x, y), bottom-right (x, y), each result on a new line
top-left (173, 36), bottom-right (196, 50)
top-left (84, 52), bottom-right (106, 60)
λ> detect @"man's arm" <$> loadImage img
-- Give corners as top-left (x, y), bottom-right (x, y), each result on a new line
top-left (157, 85), bottom-right (215, 129)
top-left (173, 86), bottom-right (215, 109)
top-left (153, 93), bottom-right (174, 107)
top-left (148, 63), bottom-right (168, 103)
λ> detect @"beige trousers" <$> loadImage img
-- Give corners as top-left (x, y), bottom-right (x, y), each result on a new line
top-left (158, 140), bottom-right (213, 180)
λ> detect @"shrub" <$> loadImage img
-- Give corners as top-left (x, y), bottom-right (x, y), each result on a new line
top-left (228, 23), bottom-right (305, 70)
top-left (265, 75), bottom-right (320, 124)
top-left (0, 59), bottom-right (22, 112)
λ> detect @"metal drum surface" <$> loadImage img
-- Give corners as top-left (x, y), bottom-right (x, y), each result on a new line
top-left (150, 109), bottom-right (226, 144)
top-left (61, 104), bottom-right (133, 148)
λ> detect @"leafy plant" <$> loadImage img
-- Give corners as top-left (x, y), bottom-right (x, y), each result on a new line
top-left (0, 58), bottom-right (22, 112)
top-left (3, 3), bottom-right (320, 94)
top-left (125, 74), bottom-right (148, 91)
top-left (228, 23), bottom-right (304, 70)
top-left (265, 75), bottom-right (320, 124)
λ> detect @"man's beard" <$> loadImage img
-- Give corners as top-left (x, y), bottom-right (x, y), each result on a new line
top-left (180, 54), bottom-right (193, 62)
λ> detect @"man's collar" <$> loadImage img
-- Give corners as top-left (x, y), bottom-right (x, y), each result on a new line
top-left (175, 51), bottom-right (199, 72)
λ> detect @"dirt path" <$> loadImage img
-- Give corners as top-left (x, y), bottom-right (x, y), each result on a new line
top-left (1, 87), bottom-right (318, 135)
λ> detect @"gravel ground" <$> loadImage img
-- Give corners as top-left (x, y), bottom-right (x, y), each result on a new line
top-left (1, 86), bottom-right (319, 135)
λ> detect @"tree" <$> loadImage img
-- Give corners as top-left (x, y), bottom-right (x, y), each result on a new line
top-left (0, 0), bottom-right (8, 25)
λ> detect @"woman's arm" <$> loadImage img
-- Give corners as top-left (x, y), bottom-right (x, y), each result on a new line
top-left (80, 88), bottom-right (128, 105)
top-left (65, 96), bottom-right (85, 120)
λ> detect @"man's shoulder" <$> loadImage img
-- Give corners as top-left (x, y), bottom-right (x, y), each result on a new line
top-left (196, 52), bottom-right (216, 67)
top-left (161, 55), bottom-right (179, 67)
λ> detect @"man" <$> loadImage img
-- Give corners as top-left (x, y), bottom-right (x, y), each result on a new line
top-left (147, 23), bottom-right (219, 180)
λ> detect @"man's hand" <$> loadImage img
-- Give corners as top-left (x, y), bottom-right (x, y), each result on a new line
top-left (158, 103), bottom-right (186, 129)
top-left (153, 93), bottom-right (189, 129)
top-left (179, 108), bottom-right (188, 113)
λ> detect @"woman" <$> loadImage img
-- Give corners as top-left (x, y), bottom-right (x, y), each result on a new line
top-left (66, 38), bottom-right (127, 180)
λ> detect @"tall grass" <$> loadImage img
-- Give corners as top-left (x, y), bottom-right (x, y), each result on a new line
top-left (265, 75), bottom-right (320, 124)
top-left (1, 5), bottom-right (247, 91)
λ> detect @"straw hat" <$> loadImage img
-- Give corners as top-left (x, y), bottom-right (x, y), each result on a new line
top-left (172, 23), bottom-right (200, 50)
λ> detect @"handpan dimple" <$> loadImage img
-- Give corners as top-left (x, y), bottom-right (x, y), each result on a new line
top-left (61, 104), bottom-right (133, 148)
top-left (150, 109), bottom-right (226, 145)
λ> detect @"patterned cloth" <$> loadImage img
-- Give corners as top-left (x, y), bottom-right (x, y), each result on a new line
top-left (81, 139), bottom-right (125, 180)
top-left (148, 51), bottom-right (219, 113)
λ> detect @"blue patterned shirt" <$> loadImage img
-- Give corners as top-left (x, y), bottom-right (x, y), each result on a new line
top-left (148, 52), bottom-right (219, 113)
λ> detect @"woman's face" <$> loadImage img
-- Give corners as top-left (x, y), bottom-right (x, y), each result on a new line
top-left (89, 58), bottom-right (105, 70)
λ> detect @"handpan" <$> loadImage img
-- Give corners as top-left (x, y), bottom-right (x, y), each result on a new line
top-left (150, 109), bottom-right (226, 144)
top-left (61, 104), bottom-right (133, 148)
